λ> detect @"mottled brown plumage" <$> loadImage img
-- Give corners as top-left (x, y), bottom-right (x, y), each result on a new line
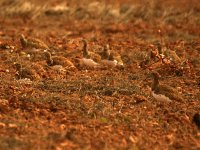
top-left (14, 63), bottom-right (40, 80)
top-left (82, 39), bottom-right (101, 63)
top-left (44, 51), bottom-right (75, 69)
top-left (99, 44), bottom-right (110, 60)
top-left (20, 34), bottom-right (49, 49)
top-left (154, 42), bottom-right (181, 63)
top-left (98, 44), bottom-right (118, 67)
top-left (109, 52), bottom-right (124, 66)
top-left (151, 72), bottom-right (183, 102)
top-left (163, 49), bottom-right (181, 63)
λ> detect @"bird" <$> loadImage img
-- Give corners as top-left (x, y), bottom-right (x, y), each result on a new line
top-left (99, 44), bottom-right (118, 67)
top-left (154, 41), bottom-right (163, 55)
top-left (80, 39), bottom-right (101, 68)
top-left (151, 71), bottom-right (183, 102)
top-left (99, 44), bottom-right (110, 60)
top-left (82, 39), bottom-right (101, 63)
top-left (20, 34), bottom-right (49, 50)
top-left (106, 45), bottom-right (124, 66)
top-left (163, 49), bottom-right (182, 64)
top-left (192, 113), bottom-right (200, 129)
top-left (101, 44), bottom-right (124, 66)
top-left (14, 63), bottom-right (40, 80)
top-left (44, 51), bottom-right (76, 69)
top-left (109, 50), bottom-right (124, 66)
top-left (154, 42), bottom-right (181, 64)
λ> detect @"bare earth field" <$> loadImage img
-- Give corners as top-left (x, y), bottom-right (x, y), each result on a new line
top-left (0, 0), bottom-right (199, 149)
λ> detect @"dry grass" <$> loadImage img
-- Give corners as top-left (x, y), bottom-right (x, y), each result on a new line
top-left (0, 0), bottom-right (199, 25)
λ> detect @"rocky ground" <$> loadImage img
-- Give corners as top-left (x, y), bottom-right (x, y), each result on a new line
top-left (0, 0), bottom-right (199, 149)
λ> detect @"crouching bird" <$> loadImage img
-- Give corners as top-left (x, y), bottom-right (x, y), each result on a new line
top-left (20, 34), bottom-right (49, 50)
top-left (100, 44), bottom-right (124, 68)
top-left (44, 51), bottom-right (76, 70)
top-left (14, 63), bottom-right (40, 80)
top-left (151, 71), bottom-right (183, 103)
top-left (100, 44), bottom-right (117, 68)
top-left (80, 39), bottom-right (101, 68)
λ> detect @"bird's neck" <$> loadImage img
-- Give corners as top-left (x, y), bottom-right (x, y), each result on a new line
top-left (108, 54), bottom-right (115, 61)
top-left (157, 44), bottom-right (163, 54)
top-left (152, 76), bottom-right (159, 91)
top-left (47, 59), bottom-right (53, 66)
top-left (104, 49), bottom-right (110, 58)
top-left (17, 67), bottom-right (22, 72)
top-left (20, 37), bottom-right (27, 47)
top-left (83, 45), bottom-right (89, 57)
top-left (16, 65), bottom-right (23, 78)
top-left (46, 54), bottom-right (53, 65)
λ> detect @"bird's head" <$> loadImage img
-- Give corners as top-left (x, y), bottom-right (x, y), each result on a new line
top-left (20, 34), bottom-right (25, 40)
top-left (14, 62), bottom-right (22, 71)
top-left (81, 39), bottom-right (88, 48)
top-left (20, 34), bottom-right (27, 47)
top-left (104, 44), bottom-right (110, 52)
top-left (44, 51), bottom-right (53, 65)
top-left (151, 71), bottom-right (161, 79)
top-left (81, 39), bottom-right (89, 56)
top-left (149, 71), bottom-right (161, 90)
